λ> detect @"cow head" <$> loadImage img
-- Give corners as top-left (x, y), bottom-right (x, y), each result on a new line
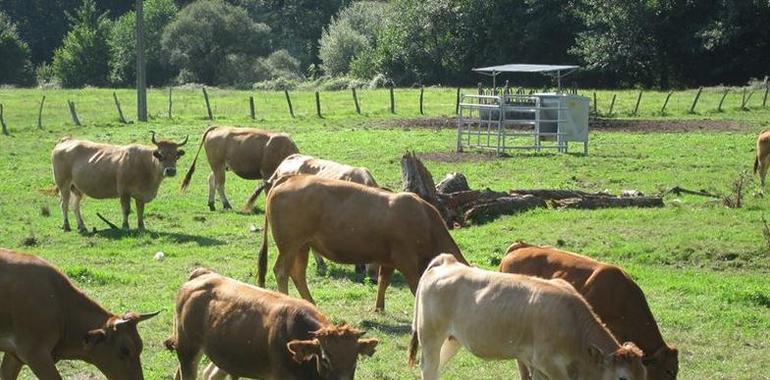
top-left (150, 131), bottom-right (187, 177)
top-left (641, 345), bottom-right (679, 380)
top-left (83, 311), bottom-right (160, 380)
top-left (287, 324), bottom-right (378, 380)
top-left (589, 342), bottom-right (647, 380)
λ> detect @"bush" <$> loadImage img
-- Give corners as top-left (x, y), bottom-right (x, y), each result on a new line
top-left (161, 0), bottom-right (270, 85)
top-left (108, 0), bottom-right (178, 86)
top-left (51, 0), bottom-right (112, 88)
top-left (252, 77), bottom-right (300, 91)
top-left (34, 62), bottom-right (59, 88)
top-left (0, 11), bottom-right (33, 86)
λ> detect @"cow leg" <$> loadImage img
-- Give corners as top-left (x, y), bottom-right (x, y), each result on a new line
top-left (375, 265), bottom-right (395, 312)
top-left (289, 248), bottom-right (315, 305)
top-left (120, 194), bottom-right (131, 230)
top-left (59, 184), bottom-right (71, 232)
top-left (1, 353), bottom-right (24, 380)
top-left (241, 181), bottom-right (266, 213)
top-left (71, 189), bottom-right (86, 233)
top-left (213, 170), bottom-right (232, 210)
top-left (418, 332), bottom-right (443, 380)
top-left (438, 337), bottom-right (461, 369)
top-left (203, 363), bottom-right (231, 380)
top-left (175, 345), bottom-right (203, 380)
top-left (760, 160), bottom-right (768, 194)
top-left (517, 361), bottom-right (532, 380)
top-left (207, 173), bottom-right (217, 211)
top-left (313, 253), bottom-right (327, 275)
top-left (135, 199), bottom-right (146, 232)
top-left (17, 350), bottom-right (62, 380)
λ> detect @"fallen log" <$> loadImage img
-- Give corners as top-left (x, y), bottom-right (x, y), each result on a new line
top-left (509, 189), bottom-right (606, 200)
top-left (464, 195), bottom-right (547, 224)
top-left (552, 196), bottom-right (664, 210)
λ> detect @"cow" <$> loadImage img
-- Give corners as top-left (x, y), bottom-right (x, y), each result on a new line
top-left (0, 248), bottom-right (159, 380)
top-left (164, 268), bottom-right (378, 380)
top-left (267, 153), bottom-right (380, 280)
top-left (51, 131), bottom-right (187, 232)
top-left (257, 175), bottom-right (467, 312)
top-left (499, 242), bottom-right (679, 380)
top-left (754, 129), bottom-right (770, 195)
top-left (180, 126), bottom-right (299, 212)
top-left (408, 253), bottom-right (647, 380)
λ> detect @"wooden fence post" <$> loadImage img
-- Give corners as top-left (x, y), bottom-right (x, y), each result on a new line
top-left (689, 87), bottom-right (703, 114)
top-left (592, 92), bottom-right (597, 115)
top-left (660, 91), bottom-right (673, 115)
top-left (37, 96), bottom-right (45, 129)
top-left (608, 94), bottom-right (616, 116)
top-left (315, 91), bottom-right (322, 118)
top-left (741, 89), bottom-right (755, 110)
top-left (0, 104), bottom-right (8, 136)
top-left (284, 89), bottom-right (294, 118)
top-left (455, 87), bottom-right (461, 115)
top-left (249, 96), bottom-right (256, 119)
top-left (419, 86), bottom-right (424, 115)
top-left (633, 90), bottom-right (643, 116)
top-left (763, 84), bottom-right (769, 108)
top-left (202, 87), bottom-right (213, 120)
top-left (68, 100), bottom-right (81, 126)
top-left (168, 87), bottom-right (172, 119)
top-left (352, 88), bottom-right (361, 114)
top-left (113, 92), bottom-right (127, 124)
top-left (717, 89), bottom-right (729, 112)
top-left (389, 84), bottom-right (395, 114)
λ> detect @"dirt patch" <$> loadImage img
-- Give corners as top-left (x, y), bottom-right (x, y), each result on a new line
top-left (371, 117), bottom-right (456, 131)
top-left (417, 151), bottom-right (500, 163)
top-left (590, 118), bottom-right (751, 133)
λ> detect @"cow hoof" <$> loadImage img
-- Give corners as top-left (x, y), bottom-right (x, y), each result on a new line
top-left (222, 202), bottom-right (232, 211)
top-left (208, 202), bottom-right (216, 211)
top-left (374, 307), bottom-right (385, 313)
top-left (122, 223), bottom-right (130, 230)
top-left (77, 226), bottom-right (88, 234)
top-left (62, 224), bottom-right (71, 232)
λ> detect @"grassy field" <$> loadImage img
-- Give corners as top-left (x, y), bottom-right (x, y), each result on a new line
top-left (1, 87), bottom-right (769, 379)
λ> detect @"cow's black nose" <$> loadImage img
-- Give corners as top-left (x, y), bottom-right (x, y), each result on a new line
top-left (164, 168), bottom-right (177, 177)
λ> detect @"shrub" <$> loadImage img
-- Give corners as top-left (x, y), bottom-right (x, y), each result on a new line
top-left (51, 0), bottom-right (112, 88)
top-left (0, 11), bottom-right (33, 86)
top-left (252, 77), bottom-right (300, 91)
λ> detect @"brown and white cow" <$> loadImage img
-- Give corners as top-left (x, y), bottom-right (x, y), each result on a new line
top-left (408, 254), bottom-right (647, 380)
top-left (0, 248), bottom-right (159, 380)
top-left (267, 153), bottom-right (380, 279)
top-left (165, 268), bottom-right (378, 380)
top-left (500, 242), bottom-right (679, 380)
top-left (51, 131), bottom-right (187, 232)
top-left (754, 129), bottom-right (770, 194)
top-left (258, 175), bottom-right (467, 311)
top-left (180, 126), bottom-right (299, 212)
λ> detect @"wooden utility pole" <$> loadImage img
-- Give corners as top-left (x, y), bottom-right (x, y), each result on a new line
top-left (136, 0), bottom-right (147, 122)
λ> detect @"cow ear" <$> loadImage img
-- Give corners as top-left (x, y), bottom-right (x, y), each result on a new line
top-left (357, 338), bottom-right (378, 357)
top-left (287, 339), bottom-right (321, 363)
top-left (587, 345), bottom-right (607, 366)
top-left (153, 150), bottom-right (162, 159)
top-left (84, 329), bottom-right (107, 349)
top-left (177, 150), bottom-right (185, 157)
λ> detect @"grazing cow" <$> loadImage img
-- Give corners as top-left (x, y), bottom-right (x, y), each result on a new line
top-left (51, 131), bottom-right (187, 232)
top-left (0, 248), bottom-right (159, 380)
top-left (268, 153), bottom-right (380, 279)
top-left (180, 126), bottom-right (299, 212)
top-left (165, 268), bottom-right (378, 380)
top-left (499, 242), bottom-right (679, 380)
top-left (258, 175), bottom-right (467, 311)
top-left (754, 129), bottom-right (770, 194)
top-left (408, 254), bottom-right (647, 380)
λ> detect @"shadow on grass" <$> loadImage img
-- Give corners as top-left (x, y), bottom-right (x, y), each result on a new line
top-left (360, 319), bottom-right (412, 336)
top-left (322, 264), bottom-right (408, 289)
top-left (90, 228), bottom-right (226, 246)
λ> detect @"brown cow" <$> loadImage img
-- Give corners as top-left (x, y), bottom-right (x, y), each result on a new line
top-left (754, 129), bottom-right (770, 194)
top-left (165, 268), bottom-right (378, 380)
top-left (180, 126), bottom-right (299, 212)
top-left (409, 253), bottom-right (647, 380)
top-left (500, 242), bottom-right (678, 380)
top-left (258, 175), bottom-right (467, 311)
top-left (0, 248), bottom-right (159, 380)
top-left (268, 153), bottom-right (380, 280)
top-left (51, 131), bottom-right (187, 232)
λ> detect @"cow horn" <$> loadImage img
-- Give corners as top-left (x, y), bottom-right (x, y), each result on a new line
top-left (150, 130), bottom-right (158, 145)
top-left (136, 310), bottom-right (162, 323)
top-left (177, 135), bottom-right (189, 147)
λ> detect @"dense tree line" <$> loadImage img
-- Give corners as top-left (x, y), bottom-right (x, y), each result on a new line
top-left (0, 0), bottom-right (767, 88)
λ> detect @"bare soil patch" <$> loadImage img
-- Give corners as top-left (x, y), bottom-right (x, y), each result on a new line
top-left (417, 151), bottom-right (500, 163)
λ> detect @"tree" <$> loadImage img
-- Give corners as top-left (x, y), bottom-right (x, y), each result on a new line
top-left (318, 1), bottom-right (390, 76)
top-left (51, 0), bottom-right (112, 87)
top-left (108, 0), bottom-right (178, 86)
top-left (161, 0), bottom-right (270, 85)
top-left (0, 11), bottom-right (33, 85)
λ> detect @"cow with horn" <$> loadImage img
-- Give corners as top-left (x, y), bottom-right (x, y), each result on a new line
top-left (51, 131), bottom-right (187, 232)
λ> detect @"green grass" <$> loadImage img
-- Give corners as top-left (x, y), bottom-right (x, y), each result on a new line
top-left (1, 87), bottom-right (769, 379)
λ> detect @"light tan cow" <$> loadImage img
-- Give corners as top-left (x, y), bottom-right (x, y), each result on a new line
top-left (0, 248), bottom-right (159, 380)
top-left (165, 268), bottom-right (378, 380)
top-left (408, 254), bottom-right (647, 380)
top-left (754, 129), bottom-right (770, 194)
top-left (51, 132), bottom-right (187, 232)
top-left (268, 153), bottom-right (380, 279)
top-left (180, 126), bottom-right (299, 212)
top-left (500, 242), bottom-right (679, 380)
top-left (258, 175), bottom-right (467, 311)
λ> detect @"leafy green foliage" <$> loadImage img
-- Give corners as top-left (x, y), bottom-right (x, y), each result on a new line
top-left (0, 11), bottom-right (33, 85)
top-left (108, 0), bottom-right (178, 86)
top-left (51, 0), bottom-right (112, 88)
top-left (318, 1), bottom-right (390, 76)
top-left (160, 0), bottom-right (270, 85)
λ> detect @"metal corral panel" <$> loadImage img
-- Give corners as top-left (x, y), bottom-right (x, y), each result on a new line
top-left (535, 94), bottom-right (589, 142)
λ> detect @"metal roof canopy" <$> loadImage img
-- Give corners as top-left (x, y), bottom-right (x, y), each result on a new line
top-left (472, 64), bottom-right (580, 91)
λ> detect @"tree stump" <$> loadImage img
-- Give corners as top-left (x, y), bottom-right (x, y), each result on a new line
top-left (436, 172), bottom-right (470, 194)
top-left (401, 152), bottom-right (452, 226)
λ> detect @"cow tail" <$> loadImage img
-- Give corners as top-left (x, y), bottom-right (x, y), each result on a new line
top-left (754, 155), bottom-right (759, 174)
top-left (257, 206), bottom-right (270, 288)
top-left (407, 285), bottom-right (421, 367)
top-left (181, 126), bottom-right (217, 191)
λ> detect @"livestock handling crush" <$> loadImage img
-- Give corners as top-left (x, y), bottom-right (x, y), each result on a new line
top-left (457, 64), bottom-right (590, 155)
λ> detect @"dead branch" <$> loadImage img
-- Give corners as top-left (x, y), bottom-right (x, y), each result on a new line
top-left (668, 186), bottom-right (719, 198)
top-left (96, 212), bottom-right (120, 230)
top-left (552, 196), bottom-right (664, 210)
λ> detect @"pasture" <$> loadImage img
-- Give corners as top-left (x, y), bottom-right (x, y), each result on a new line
top-left (1, 87), bottom-right (769, 379)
